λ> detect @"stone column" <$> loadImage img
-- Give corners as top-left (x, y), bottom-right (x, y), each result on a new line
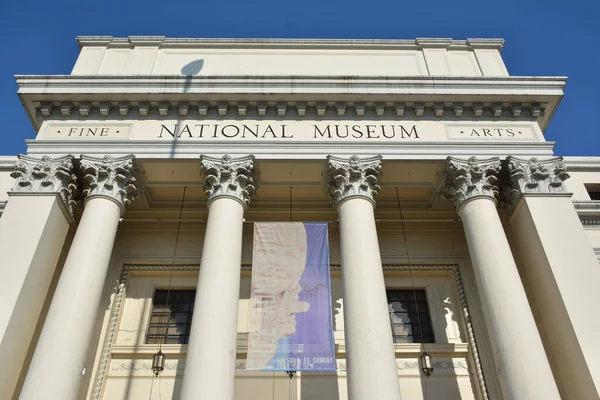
top-left (180, 155), bottom-right (255, 400)
top-left (327, 155), bottom-right (402, 400)
top-left (505, 157), bottom-right (600, 399)
top-left (443, 156), bottom-right (560, 400)
top-left (0, 155), bottom-right (76, 400)
top-left (20, 155), bottom-right (137, 400)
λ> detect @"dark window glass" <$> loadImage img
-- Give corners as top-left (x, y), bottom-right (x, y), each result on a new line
top-left (589, 191), bottom-right (600, 201)
top-left (386, 289), bottom-right (435, 344)
top-left (146, 289), bottom-right (196, 345)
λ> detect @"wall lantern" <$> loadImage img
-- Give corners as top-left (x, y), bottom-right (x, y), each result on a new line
top-left (420, 351), bottom-right (434, 377)
top-left (152, 350), bottom-right (166, 377)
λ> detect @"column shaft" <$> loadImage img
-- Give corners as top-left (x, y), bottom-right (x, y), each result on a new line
top-left (180, 155), bottom-right (255, 400)
top-left (180, 197), bottom-right (245, 400)
top-left (19, 197), bottom-right (121, 399)
top-left (327, 155), bottom-right (401, 400)
top-left (339, 198), bottom-right (402, 400)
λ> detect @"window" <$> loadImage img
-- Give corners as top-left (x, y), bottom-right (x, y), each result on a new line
top-left (146, 289), bottom-right (196, 344)
top-left (585, 184), bottom-right (600, 200)
top-left (386, 289), bottom-right (435, 343)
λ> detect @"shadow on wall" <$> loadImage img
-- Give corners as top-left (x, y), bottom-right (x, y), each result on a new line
top-left (169, 59), bottom-right (205, 158)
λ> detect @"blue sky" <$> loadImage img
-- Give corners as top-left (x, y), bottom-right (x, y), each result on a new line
top-left (1, 0), bottom-right (598, 156)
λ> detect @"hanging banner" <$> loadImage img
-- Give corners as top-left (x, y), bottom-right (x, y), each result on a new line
top-left (246, 222), bottom-right (336, 371)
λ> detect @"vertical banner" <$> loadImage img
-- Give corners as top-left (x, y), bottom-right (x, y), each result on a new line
top-left (246, 223), bottom-right (336, 371)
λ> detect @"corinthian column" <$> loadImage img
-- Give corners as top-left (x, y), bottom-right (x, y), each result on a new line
top-left (0, 155), bottom-right (76, 400)
top-left (327, 155), bottom-right (402, 400)
top-left (443, 156), bottom-right (560, 400)
top-left (505, 157), bottom-right (600, 399)
top-left (20, 155), bottom-right (137, 400)
top-left (181, 155), bottom-right (255, 400)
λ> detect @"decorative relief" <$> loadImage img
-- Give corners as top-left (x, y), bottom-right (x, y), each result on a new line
top-left (80, 155), bottom-right (137, 213)
top-left (201, 155), bottom-right (255, 208)
top-left (443, 156), bottom-right (501, 208)
top-left (505, 156), bottom-right (570, 196)
top-left (327, 155), bottom-right (382, 207)
top-left (10, 155), bottom-right (78, 215)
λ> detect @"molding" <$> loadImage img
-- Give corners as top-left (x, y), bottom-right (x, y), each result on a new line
top-left (201, 155), bottom-right (255, 209)
top-left (327, 155), bottom-right (382, 208)
top-left (24, 139), bottom-right (557, 160)
top-left (16, 75), bottom-right (564, 131)
top-left (27, 100), bottom-right (548, 121)
top-left (76, 36), bottom-right (505, 50)
top-left (0, 156), bottom-right (18, 170)
top-left (90, 268), bottom-right (128, 400)
top-left (80, 155), bottom-right (138, 215)
top-left (442, 156), bottom-right (501, 208)
top-left (0, 200), bottom-right (5, 216)
top-left (572, 201), bottom-right (600, 226)
top-left (9, 155), bottom-right (78, 216)
top-left (563, 156), bottom-right (600, 171)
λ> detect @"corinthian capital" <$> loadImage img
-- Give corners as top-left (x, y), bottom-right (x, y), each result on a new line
top-left (80, 155), bottom-right (137, 214)
top-left (201, 155), bottom-right (255, 208)
top-left (10, 155), bottom-right (78, 216)
top-left (327, 155), bottom-right (382, 207)
top-left (443, 156), bottom-right (502, 208)
top-left (506, 156), bottom-right (570, 195)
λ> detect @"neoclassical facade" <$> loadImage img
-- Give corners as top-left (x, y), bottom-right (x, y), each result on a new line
top-left (1, 37), bottom-right (599, 400)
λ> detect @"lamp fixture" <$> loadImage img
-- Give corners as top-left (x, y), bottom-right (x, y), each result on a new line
top-left (152, 350), bottom-right (166, 377)
top-left (419, 351), bottom-right (434, 377)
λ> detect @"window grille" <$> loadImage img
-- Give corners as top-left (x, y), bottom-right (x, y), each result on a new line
top-left (386, 289), bottom-right (435, 343)
top-left (146, 289), bottom-right (196, 344)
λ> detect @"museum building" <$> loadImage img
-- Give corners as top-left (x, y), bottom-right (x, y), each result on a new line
top-left (0, 36), bottom-right (599, 400)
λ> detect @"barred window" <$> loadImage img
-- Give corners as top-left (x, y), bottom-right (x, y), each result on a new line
top-left (146, 289), bottom-right (196, 344)
top-left (386, 289), bottom-right (435, 344)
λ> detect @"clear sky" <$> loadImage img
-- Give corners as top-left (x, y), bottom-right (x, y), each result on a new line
top-left (1, 0), bottom-right (598, 156)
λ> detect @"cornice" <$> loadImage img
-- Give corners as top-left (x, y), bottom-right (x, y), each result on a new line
top-left (76, 36), bottom-right (504, 50)
top-left (574, 201), bottom-right (600, 226)
top-left (0, 156), bottom-right (18, 170)
top-left (563, 157), bottom-right (600, 171)
top-left (16, 75), bottom-right (566, 94)
top-left (16, 75), bottom-right (565, 131)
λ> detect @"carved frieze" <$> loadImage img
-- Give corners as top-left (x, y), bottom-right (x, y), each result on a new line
top-left (201, 155), bottom-right (255, 208)
top-left (327, 155), bottom-right (382, 207)
top-left (80, 155), bottom-right (137, 213)
top-left (505, 156), bottom-right (570, 198)
top-left (443, 156), bottom-right (502, 208)
top-left (10, 155), bottom-right (78, 216)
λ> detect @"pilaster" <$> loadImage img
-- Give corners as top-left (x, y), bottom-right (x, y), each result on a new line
top-left (10, 154), bottom-right (77, 219)
top-left (0, 155), bottom-right (77, 400)
top-left (504, 156), bottom-right (600, 399)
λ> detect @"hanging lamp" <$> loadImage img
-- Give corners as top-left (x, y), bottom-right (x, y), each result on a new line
top-left (150, 186), bottom-right (187, 378)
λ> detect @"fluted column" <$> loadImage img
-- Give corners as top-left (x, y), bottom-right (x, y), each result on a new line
top-left (443, 156), bottom-right (560, 400)
top-left (180, 155), bottom-right (255, 400)
top-left (20, 155), bottom-right (137, 400)
top-left (327, 155), bottom-right (401, 400)
top-left (505, 157), bottom-right (600, 399)
top-left (0, 155), bottom-right (77, 400)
